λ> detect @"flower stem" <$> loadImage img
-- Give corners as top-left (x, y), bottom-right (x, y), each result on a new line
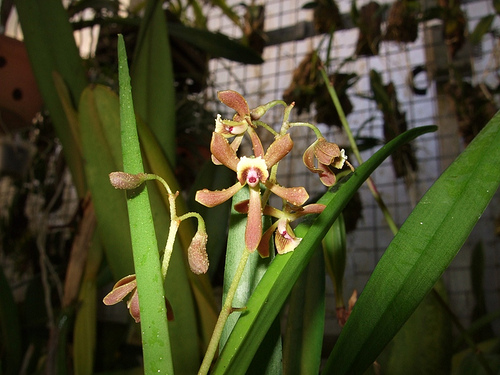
top-left (288, 122), bottom-right (324, 139)
top-left (198, 248), bottom-right (252, 375)
top-left (319, 67), bottom-right (399, 235)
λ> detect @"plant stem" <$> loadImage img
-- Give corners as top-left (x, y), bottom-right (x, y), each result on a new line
top-left (198, 248), bottom-right (252, 375)
top-left (320, 68), bottom-right (399, 235)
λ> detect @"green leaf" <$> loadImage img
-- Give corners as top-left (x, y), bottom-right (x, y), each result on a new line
top-left (378, 280), bottom-right (453, 375)
top-left (470, 14), bottom-right (495, 44)
top-left (131, 0), bottom-right (176, 166)
top-left (79, 84), bottom-right (134, 279)
top-left (118, 34), bottom-right (173, 375)
top-left (322, 112), bottom-right (500, 374)
top-left (167, 23), bottom-right (264, 64)
top-left (283, 247), bottom-right (325, 375)
top-left (211, 125), bottom-right (437, 374)
top-left (73, 235), bottom-right (103, 375)
top-left (322, 214), bottom-right (347, 309)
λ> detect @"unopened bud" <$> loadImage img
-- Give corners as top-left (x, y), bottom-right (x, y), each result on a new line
top-left (187, 230), bottom-right (209, 274)
top-left (109, 172), bottom-right (147, 190)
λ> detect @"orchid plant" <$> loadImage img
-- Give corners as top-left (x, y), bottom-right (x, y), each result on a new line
top-left (103, 85), bottom-right (352, 372)
top-left (95, 36), bottom-right (500, 374)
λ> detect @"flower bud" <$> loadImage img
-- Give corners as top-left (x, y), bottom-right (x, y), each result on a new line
top-left (109, 172), bottom-right (147, 190)
top-left (187, 230), bottom-right (209, 274)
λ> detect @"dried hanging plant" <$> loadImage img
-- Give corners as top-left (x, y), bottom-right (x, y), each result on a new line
top-left (384, 0), bottom-right (420, 43)
top-left (438, 0), bottom-right (467, 58)
top-left (446, 81), bottom-right (498, 146)
top-left (353, 1), bottom-right (383, 56)
top-left (243, 4), bottom-right (267, 55)
top-left (310, 0), bottom-right (344, 34)
top-left (315, 73), bottom-right (357, 127)
top-left (283, 52), bottom-right (357, 128)
top-left (283, 51), bottom-right (321, 116)
top-left (369, 70), bottom-right (417, 179)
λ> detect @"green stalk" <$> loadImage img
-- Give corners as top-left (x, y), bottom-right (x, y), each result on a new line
top-left (319, 68), bottom-right (399, 235)
top-left (118, 35), bottom-right (173, 375)
top-left (199, 248), bottom-right (252, 375)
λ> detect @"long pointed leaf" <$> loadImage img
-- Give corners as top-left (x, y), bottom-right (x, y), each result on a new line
top-left (118, 35), bottom-right (173, 374)
top-left (131, 0), bottom-right (176, 166)
top-left (323, 112), bottom-right (500, 374)
top-left (211, 125), bottom-right (437, 374)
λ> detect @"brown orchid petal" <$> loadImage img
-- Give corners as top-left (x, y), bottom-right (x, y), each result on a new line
top-left (210, 132), bottom-right (240, 171)
top-left (245, 186), bottom-right (263, 252)
top-left (302, 140), bottom-right (318, 172)
top-left (218, 90), bottom-right (250, 118)
top-left (196, 182), bottom-right (243, 207)
top-left (257, 222), bottom-right (278, 258)
top-left (300, 203), bottom-right (326, 215)
top-left (127, 289), bottom-right (141, 323)
top-left (102, 275), bottom-right (137, 305)
top-left (264, 134), bottom-right (293, 169)
top-left (247, 127), bottom-right (265, 157)
top-left (317, 162), bottom-right (337, 187)
top-left (265, 182), bottom-right (309, 206)
top-left (234, 199), bottom-right (250, 213)
top-left (314, 138), bottom-right (342, 165)
top-left (236, 156), bottom-right (269, 186)
top-left (187, 230), bottom-right (209, 274)
top-left (211, 135), bottom-right (244, 165)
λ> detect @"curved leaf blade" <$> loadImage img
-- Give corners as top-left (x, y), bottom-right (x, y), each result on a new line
top-left (323, 113), bottom-right (500, 374)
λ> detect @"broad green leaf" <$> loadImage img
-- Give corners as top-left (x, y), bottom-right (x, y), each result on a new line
top-left (79, 84), bottom-right (134, 278)
top-left (495, 0), bottom-right (500, 15)
top-left (283, 247), bottom-right (325, 375)
top-left (211, 125), bottom-right (437, 374)
top-left (73, 234), bottom-right (103, 375)
top-left (15, 0), bottom-right (88, 197)
top-left (323, 112), bottom-right (500, 374)
top-left (131, 0), bottom-right (176, 166)
top-left (377, 280), bottom-right (452, 374)
top-left (0, 266), bottom-right (22, 375)
top-left (470, 14), bottom-right (495, 44)
top-left (118, 34), bottom-right (173, 375)
top-left (323, 214), bottom-right (347, 309)
top-left (168, 23), bottom-right (264, 64)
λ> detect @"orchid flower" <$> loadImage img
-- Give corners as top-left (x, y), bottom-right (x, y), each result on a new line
top-left (213, 90), bottom-right (265, 164)
top-left (234, 201), bottom-right (326, 257)
top-left (303, 137), bottom-right (348, 186)
top-left (196, 132), bottom-right (309, 251)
